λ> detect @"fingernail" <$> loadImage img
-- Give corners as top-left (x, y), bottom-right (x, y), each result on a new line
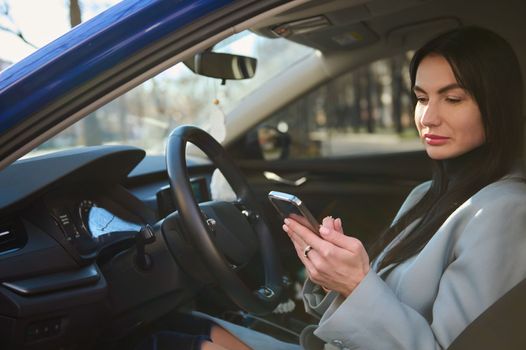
top-left (282, 224), bottom-right (289, 232)
top-left (319, 227), bottom-right (329, 235)
top-left (284, 218), bottom-right (290, 225)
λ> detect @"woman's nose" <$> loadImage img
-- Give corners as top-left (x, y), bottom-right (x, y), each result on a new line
top-left (419, 102), bottom-right (440, 127)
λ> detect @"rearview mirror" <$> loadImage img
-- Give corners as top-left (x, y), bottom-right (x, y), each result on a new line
top-left (184, 52), bottom-right (257, 81)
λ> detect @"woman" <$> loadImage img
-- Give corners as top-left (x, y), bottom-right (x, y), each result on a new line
top-left (287, 25), bottom-right (526, 349)
top-left (138, 26), bottom-right (526, 350)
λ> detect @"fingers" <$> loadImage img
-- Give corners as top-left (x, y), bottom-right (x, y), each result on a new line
top-left (334, 217), bottom-right (343, 233)
top-left (322, 216), bottom-right (335, 231)
top-left (286, 215), bottom-right (363, 258)
top-left (283, 224), bottom-right (305, 247)
top-left (283, 222), bottom-right (328, 284)
top-left (285, 225), bottom-right (318, 276)
top-left (321, 216), bottom-right (344, 234)
top-left (319, 225), bottom-right (369, 271)
top-left (288, 213), bottom-right (311, 229)
top-left (284, 218), bottom-right (325, 249)
top-left (319, 224), bottom-right (357, 250)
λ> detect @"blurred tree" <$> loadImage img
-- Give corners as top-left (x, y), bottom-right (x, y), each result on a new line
top-left (0, 1), bottom-right (36, 48)
top-left (69, 0), bottom-right (82, 27)
top-left (353, 68), bottom-right (364, 132)
top-left (390, 55), bottom-right (404, 134)
top-left (364, 66), bottom-right (375, 133)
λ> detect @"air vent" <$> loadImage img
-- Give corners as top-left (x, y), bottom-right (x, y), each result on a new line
top-left (0, 217), bottom-right (27, 254)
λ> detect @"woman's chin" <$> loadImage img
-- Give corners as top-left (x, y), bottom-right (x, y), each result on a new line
top-left (425, 147), bottom-right (461, 160)
top-left (425, 148), bottom-right (448, 160)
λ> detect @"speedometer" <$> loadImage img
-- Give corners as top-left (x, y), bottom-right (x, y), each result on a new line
top-left (78, 200), bottom-right (141, 238)
top-left (50, 194), bottom-right (144, 260)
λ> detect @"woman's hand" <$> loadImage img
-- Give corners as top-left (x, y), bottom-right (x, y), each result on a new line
top-left (283, 216), bottom-right (370, 297)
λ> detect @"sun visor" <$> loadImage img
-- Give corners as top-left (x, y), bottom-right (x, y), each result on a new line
top-left (272, 16), bottom-right (378, 52)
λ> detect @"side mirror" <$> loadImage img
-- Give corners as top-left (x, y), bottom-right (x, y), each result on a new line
top-left (184, 52), bottom-right (257, 81)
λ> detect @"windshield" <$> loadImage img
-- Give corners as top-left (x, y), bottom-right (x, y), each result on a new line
top-left (27, 31), bottom-right (314, 157)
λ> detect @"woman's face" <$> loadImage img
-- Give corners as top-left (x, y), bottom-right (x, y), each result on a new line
top-left (414, 54), bottom-right (485, 160)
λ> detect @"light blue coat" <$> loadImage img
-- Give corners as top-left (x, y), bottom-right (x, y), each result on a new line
top-left (304, 172), bottom-right (526, 349)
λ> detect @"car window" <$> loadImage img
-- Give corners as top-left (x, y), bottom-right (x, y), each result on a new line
top-left (249, 52), bottom-right (423, 160)
top-left (26, 31), bottom-right (313, 158)
top-left (0, 0), bottom-right (122, 69)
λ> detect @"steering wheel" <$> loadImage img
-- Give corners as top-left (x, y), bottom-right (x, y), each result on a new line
top-left (165, 125), bottom-right (284, 315)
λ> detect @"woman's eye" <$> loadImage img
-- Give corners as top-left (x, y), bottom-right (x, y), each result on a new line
top-left (445, 97), bottom-right (462, 103)
top-left (416, 96), bottom-right (428, 103)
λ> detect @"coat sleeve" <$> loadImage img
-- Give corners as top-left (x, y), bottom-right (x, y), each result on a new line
top-left (302, 279), bottom-right (338, 319)
top-left (312, 182), bottom-right (526, 350)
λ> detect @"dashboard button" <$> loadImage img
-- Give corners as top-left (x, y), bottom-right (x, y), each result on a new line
top-left (25, 318), bottom-right (62, 342)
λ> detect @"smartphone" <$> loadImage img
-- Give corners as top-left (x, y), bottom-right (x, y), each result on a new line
top-left (268, 191), bottom-right (320, 234)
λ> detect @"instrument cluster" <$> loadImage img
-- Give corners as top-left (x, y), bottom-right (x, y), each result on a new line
top-left (46, 189), bottom-right (143, 259)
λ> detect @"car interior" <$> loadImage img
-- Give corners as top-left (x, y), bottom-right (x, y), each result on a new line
top-left (0, 0), bottom-right (525, 349)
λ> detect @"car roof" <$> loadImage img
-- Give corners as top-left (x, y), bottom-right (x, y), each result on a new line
top-left (255, 0), bottom-right (525, 70)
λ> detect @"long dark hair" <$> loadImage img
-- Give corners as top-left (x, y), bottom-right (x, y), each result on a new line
top-left (369, 27), bottom-right (524, 269)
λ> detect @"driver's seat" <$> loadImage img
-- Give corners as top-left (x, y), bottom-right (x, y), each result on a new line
top-left (448, 278), bottom-right (526, 349)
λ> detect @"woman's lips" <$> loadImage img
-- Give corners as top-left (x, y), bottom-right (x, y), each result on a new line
top-left (424, 133), bottom-right (450, 146)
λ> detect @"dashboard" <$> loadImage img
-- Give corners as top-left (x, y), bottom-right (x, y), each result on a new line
top-left (0, 145), bottom-right (214, 350)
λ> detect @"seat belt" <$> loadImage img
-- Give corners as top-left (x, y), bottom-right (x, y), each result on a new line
top-left (448, 278), bottom-right (526, 349)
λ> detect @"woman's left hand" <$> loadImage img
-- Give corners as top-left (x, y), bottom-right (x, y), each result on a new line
top-left (283, 216), bottom-right (370, 297)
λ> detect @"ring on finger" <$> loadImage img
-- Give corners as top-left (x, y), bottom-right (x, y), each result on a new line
top-left (303, 245), bottom-right (313, 258)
